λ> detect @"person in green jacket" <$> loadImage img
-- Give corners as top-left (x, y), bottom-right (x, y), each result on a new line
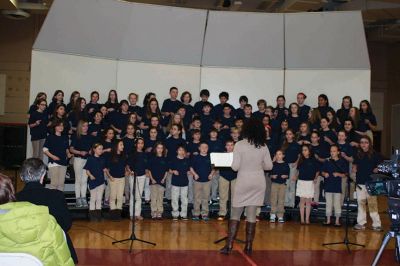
top-left (0, 173), bottom-right (74, 266)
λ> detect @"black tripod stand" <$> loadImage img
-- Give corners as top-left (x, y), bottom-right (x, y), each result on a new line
top-left (372, 226), bottom-right (400, 266)
top-left (112, 172), bottom-right (156, 252)
top-left (323, 174), bottom-right (365, 252)
top-left (214, 177), bottom-right (244, 244)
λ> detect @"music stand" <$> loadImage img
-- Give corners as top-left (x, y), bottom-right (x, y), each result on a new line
top-left (112, 172), bottom-right (156, 252)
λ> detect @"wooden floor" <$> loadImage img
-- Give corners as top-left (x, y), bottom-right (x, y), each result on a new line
top-left (69, 216), bottom-right (397, 266)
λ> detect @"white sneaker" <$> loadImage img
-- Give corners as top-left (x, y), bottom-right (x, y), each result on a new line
top-left (270, 214), bottom-right (276, 222)
top-left (278, 217), bottom-right (285, 223)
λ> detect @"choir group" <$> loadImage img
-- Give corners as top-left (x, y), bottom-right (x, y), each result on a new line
top-left (27, 87), bottom-right (382, 230)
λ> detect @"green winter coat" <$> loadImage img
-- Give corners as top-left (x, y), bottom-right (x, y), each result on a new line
top-left (0, 201), bottom-right (74, 266)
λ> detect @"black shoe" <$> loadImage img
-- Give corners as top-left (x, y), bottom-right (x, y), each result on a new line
top-left (244, 222), bottom-right (256, 255)
top-left (220, 220), bottom-right (240, 255)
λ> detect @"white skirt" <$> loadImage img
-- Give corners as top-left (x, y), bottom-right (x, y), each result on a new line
top-left (296, 180), bottom-right (314, 198)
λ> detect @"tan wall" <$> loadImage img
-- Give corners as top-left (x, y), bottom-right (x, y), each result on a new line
top-left (0, 14), bottom-right (44, 124)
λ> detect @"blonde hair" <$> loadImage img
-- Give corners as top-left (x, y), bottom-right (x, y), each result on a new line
top-left (76, 120), bottom-right (88, 139)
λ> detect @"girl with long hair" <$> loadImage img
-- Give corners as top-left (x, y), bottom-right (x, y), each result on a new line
top-left (70, 120), bottom-right (95, 208)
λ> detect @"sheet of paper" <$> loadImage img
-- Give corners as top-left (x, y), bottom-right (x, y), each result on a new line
top-left (210, 152), bottom-right (233, 167)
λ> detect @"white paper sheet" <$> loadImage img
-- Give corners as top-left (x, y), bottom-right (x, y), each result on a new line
top-left (210, 152), bottom-right (233, 167)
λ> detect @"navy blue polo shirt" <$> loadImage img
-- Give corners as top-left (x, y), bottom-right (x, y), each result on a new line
top-left (267, 138), bottom-right (276, 157)
top-left (317, 106), bottom-right (334, 118)
top-left (28, 110), bottom-right (48, 141)
top-left (147, 155), bottom-right (169, 186)
top-left (220, 166), bottom-right (237, 181)
top-left (128, 151), bottom-right (147, 176)
top-left (84, 155), bottom-right (106, 189)
top-left (194, 101), bottom-right (213, 115)
top-left (144, 138), bottom-right (158, 152)
top-left (275, 107), bottom-right (288, 122)
top-left (322, 158), bottom-right (347, 193)
top-left (299, 105), bottom-right (311, 122)
top-left (236, 108), bottom-right (245, 119)
top-left (48, 101), bottom-right (63, 118)
top-left (338, 142), bottom-right (354, 158)
top-left (107, 155), bottom-right (126, 178)
top-left (28, 104), bottom-right (37, 115)
top-left (191, 154), bottom-right (212, 183)
top-left (353, 152), bottom-right (382, 185)
top-left (358, 113), bottom-right (377, 132)
top-left (165, 137), bottom-right (186, 161)
top-left (337, 108), bottom-right (350, 125)
top-left (88, 122), bottom-right (105, 141)
top-left (320, 129), bottom-right (338, 145)
top-left (85, 103), bottom-right (101, 121)
top-left (297, 134), bottom-right (311, 143)
top-left (122, 137), bottom-right (135, 158)
top-left (252, 111), bottom-right (265, 121)
top-left (212, 103), bottom-right (235, 120)
top-left (187, 141), bottom-right (200, 156)
top-left (70, 134), bottom-right (95, 159)
top-left (67, 111), bottom-right (87, 129)
top-left (109, 111), bottom-right (129, 133)
top-left (200, 113), bottom-right (214, 136)
top-left (182, 104), bottom-right (194, 122)
top-left (101, 140), bottom-right (113, 162)
top-left (283, 142), bottom-right (301, 164)
top-left (271, 161), bottom-right (290, 184)
top-left (43, 134), bottom-right (69, 166)
top-left (161, 99), bottom-right (182, 114)
top-left (207, 138), bottom-right (225, 153)
top-left (298, 157), bottom-right (319, 181)
top-left (170, 157), bottom-right (190, 187)
top-left (311, 143), bottom-right (330, 160)
top-left (221, 116), bottom-right (235, 129)
top-left (128, 105), bottom-right (143, 117)
top-left (288, 116), bottom-right (302, 133)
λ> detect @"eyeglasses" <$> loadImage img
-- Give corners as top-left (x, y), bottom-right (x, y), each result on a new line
top-left (39, 104), bottom-right (47, 106)
top-left (360, 141), bottom-right (369, 144)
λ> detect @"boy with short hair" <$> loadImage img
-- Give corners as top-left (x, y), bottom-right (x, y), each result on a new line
top-left (190, 142), bottom-right (215, 221)
top-left (194, 89), bottom-right (213, 115)
top-left (161, 87), bottom-right (182, 118)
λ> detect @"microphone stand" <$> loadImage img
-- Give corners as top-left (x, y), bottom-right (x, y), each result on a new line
top-left (214, 171), bottom-right (244, 244)
top-left (112, 171), bottom-right (156, 252)
top-left (322, 159), bottom-right (364, 253)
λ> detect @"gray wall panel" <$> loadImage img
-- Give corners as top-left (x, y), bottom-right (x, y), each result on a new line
top-left (285, 11), bottom-right (370, 69)
top-left (33, 0), bottom-right (132, 59)
top-left (120, 3), bottom-right (207, 65)
top-left (202, 11), bottom-right (284, 69)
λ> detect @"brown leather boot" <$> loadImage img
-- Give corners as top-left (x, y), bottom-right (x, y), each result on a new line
top-left (220, 220), bottom-right (240, 254)
top-left (244, 222), bottom-right (256, 255)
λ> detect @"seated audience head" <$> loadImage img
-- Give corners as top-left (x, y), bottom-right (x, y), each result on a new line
top-left (20, 158), bottom-right (47, 185)
top-left (0, 174), bottom-right (16, 205)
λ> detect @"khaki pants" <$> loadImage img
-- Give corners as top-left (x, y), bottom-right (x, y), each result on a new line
top-left (270, 183), bottom-right (286, 218)
top-left (150, 184), bottom-right (165, 214)
top-left (356, 185), bottom-right (381, 227)
top-left (73, 157), bottom-right (88, 199)
top-left (211, 170), bottom-right (220, 201)
top-left (193, 181), bottom-right (211, 217)
top-left (264, 172), bottom-right (272, 206)
top-left (109, 177), bottom-right (125, 210)
top-left (218, 177), bottom-right (236, 216)
top-left (325, 192), bottom-right (342, 217)
top-left (129, 175), bottom-right (146, 217)
top-left (89, 184), bottom-right (105, 210)
top-left (171, 185), bottom-right (188, 218)
top-left (48, 165), bottom-right (67, 191)
top-left (32, 139), bottom-right (45, 160)
top-left (284, 164), bottom-right (298, 208)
